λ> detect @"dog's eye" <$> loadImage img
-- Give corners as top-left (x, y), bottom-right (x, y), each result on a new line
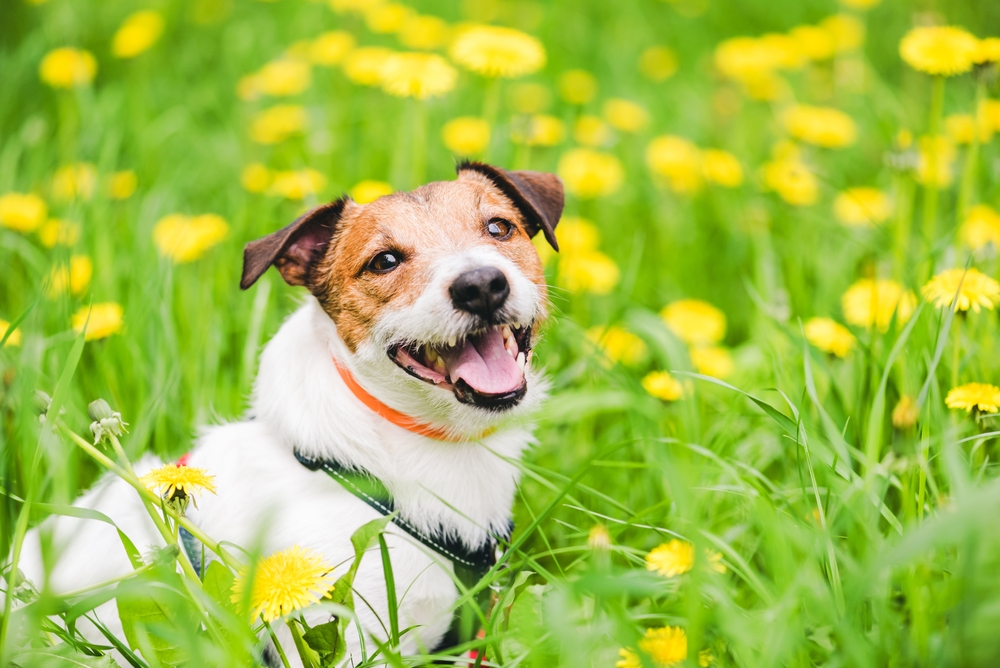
top-left (367, 251), bottom-right (400, 274)
top-left (486, 218), bottom-right (514, 240)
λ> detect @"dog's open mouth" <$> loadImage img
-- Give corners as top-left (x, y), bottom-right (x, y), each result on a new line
top-left (389, 323), bottom-right (532, 410)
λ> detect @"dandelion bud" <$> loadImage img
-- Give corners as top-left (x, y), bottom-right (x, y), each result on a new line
top-left (587, 524), bottom-right (611, 551)
top-left (33, 390), bottom-right (52, 416)
top-left (88, 398), bottom-right (128, 444)
top-left (87, 398), bottom-right (113, 421)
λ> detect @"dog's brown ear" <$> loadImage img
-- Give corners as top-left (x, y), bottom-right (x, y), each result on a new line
top-left (240, 198), bottom-right (347, 290)
top-left (457, 162), bottom-right (564, 251)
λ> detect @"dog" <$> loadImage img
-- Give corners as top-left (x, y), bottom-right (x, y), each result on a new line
top-left (17, 162), bottom-right (564, 665)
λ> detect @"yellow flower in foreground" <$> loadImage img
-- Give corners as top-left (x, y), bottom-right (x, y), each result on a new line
top-left (39, 47), bottom-right (97, 88)
top-left (112, 10), bottom-right (164, 58)
top-left (833, 188), bottom-right (892, 226)
top-left (805, 317), bottom-right (855, 358)
top-left (380, 52), bottom-right (456, 99)
top-left (0, 192), bottom-right (47, 232)
top-left (343, 47), bottom-right (395, 86)
top-left (892, 395), bottom-right (918, 429)
top-left (642, 371), bottom-right (684, 401)
top-left (232, 545), bottom-right (335, 622)
top-left (617, 626), bottom-right (688, 668)
top-left (310, 31), bottom-right (355, 66)
top-left (351, 180), bottom-right (393, 204)
top-left (559, 69), bottom-right (598, 105)
top-left (153, 213), bottom-right (229, 263)
top-left (690, 346), bottom-right (733, 379)
top-left (109, 170), bottom-right (138, 200)
top-left (762, 156), bottom-right (818, 206)
top-left (557, 251), bottom-right (620, 294)
top-left (449, 25), bottom-right (545, 79)
top-left (1, 319), bottom-right (22, 347)
top-left (922, 268), bottom-right (1000, 313)
top-left (587, 326), bottom-right (646, 366)
top-left (249, 105), bottom-right (306, 145)
top-left (603, 99), bottom-right (649, 133)
top-left (398, 15), bottom-right (450, 50)
top-left (646, 540), bottom-right (694, 577)
top-left (255, 58), bottom-right (312, 97)
top-left (39, 219), bottom-right (81, 248)
top-left (511, 115), bottom-right (565, 147)
top-left (646, 136), bottom-right (703, 194)
top-left (558, 149), bottom-right (624, 199)
top-left (900, 26), bottom-right (979, 77)
top-left (841, 278), bottom-right (916, 332)
top-left (442, 117), bottom-right (490, 156)
top-left (640, 45), bottom-right (678, 82)
top-left (783, 105), bottom-right (857, 148)
top-left (701, 149), bottom-right (743, 187)
top-left (72, 303), bottom-right (124, 341)
top-left (267, 169), bottom-right (326, 200)
top-left (960, 204), bottom-right (1000, 251)
top-left (48, 256), bottom-right (93, 297)
top-left (53, 162), bottom-right (98, 201)
top-left (946, 383), bottom-right (1000, 414)
top-left (661, 299), bottom-right (726, 346)
top-left (241, 163), bottom-right (272, 193)
top-left (141, 464), bottom-right (217, 501)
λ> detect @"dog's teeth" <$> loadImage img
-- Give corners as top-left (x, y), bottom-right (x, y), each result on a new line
top-left (426, 348), bottom-right (438, 363)
top-left (516, 352), bottom-right (525, 369)
top-left (502, 324), bottom-right (512, 341)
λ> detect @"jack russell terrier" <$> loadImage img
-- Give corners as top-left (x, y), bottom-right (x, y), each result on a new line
top-left (19, 162), bottom-right (564, 664)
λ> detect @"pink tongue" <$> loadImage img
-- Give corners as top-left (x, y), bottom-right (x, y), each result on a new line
top-left (439, 328), bottom-right (524, 395)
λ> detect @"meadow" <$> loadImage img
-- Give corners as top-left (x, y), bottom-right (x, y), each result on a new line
top-left (4, 0), bottom-right (1000, 665)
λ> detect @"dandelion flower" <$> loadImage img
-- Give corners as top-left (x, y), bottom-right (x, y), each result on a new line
top-left (112, 10), bottom-right (164, 58)
top-left (449, 25), bottom-right (545, 79)
top-left (701, 149), bottom-right (743, 187)
top-left (255, 58), bottom-right (312, 97)
top-left (714, 37), bottom-right (788, 81)
top-left (48, 255), bottom-right (93, 297)
top-left (945, 113), bottom-right (991, 145)
top-left (557, 251), bottom-right (620, 294)
top-left (141, 464), bottom-right (217, 501)
top-left (310, 31), bottom-right (355, 66)
top-left (267, 169), bottom-right (326, 200)
top-left (841, 278), bottom-right (916, 332)
top-left (762, 156), bottom-right (818, 206)
top-left (617, 626), bottom-right (688, 668)
top-left (558, 149), bottom-right (624, 199)
top-left (646, 539), bottom-right (694, 577)
top-left (900, 26), bottom-right (979, 76)
top-left (511, 115), bottom-right (565, 147)
top-left (398, 15), bottom-right (451, 51)
top-left (363, 2), bottom-right (413, 34)
top-left (72, 303), bottom-right (124, 341)
top-left (558, 69), bottom-right (598, 105)
top-left (552, 217), bottom-right (600, 255)
top-left (833, 188), bottom-right (892, 226)
top-left (39, 219), bottom-right (81, 248)
top-left (573, 116), bottom-right (612, 147)
top-left (946, 383), bottom-right (1000, 414)
top-left (975, 38), bottom-right (1000, 65)
top-left (109, 171), bottom-right (137, 200)
top-left (981, 100), bottom-right (1000, 133)
top-left (241, 163), bottom-right (272, 194)
top-left (249, 105), bottom-right (307, 144)
top-left (783, 105), bottom-right (857, 148)
top-left (343, 46), bottom-right (395, 86)
top-left (0, 192), bottom-right (47, 232)
top-left (603, 99), bottom-right (649, 133)
top-left (39, 47), bottom-right (97, 88)
top-left (821, 15), bottom-right (865, 53)
top-left (52, 163), bottom-right (98, 201)
top-left (1, 320), bottom-right (22, 347)
top-left (804, 317), bottom-right (855, 358)
top-left (661, 299), bottom-right (726, 346)
top-left (689, 346), bottom-right (734, 379)
top-left (153, 213), bottom-right (229, 263)
top-left (351, 180), bottom-right (394, 204)
top-left (642, 371), bottom-right (684, 402)
top-left (587, 326), bottom-right (647, 367)
top-left (840, 0), bottom-right (880, 8)
top-left (915, 135), bottom-right (956, 188)
top-left (960, 205), bottom-right (1000, 251)
top-left (508, 82), bottom-right (552, 114)
top-left (922, 268), bottom-right (1000, 313)
top-left (646, 136), bottom-right (703, 194)
top-left (789, 25), bottom-right (835, 61)
top-left (892, 395), bottom-right (918, 429)
top-left (380, 52), bottom-right (457, 99)
top-left (639, 46), bottom-right (678, 82)
top-left (232, 545), bottom-right (335, 622)
top-left (442, 117), bottom-right (490, 156)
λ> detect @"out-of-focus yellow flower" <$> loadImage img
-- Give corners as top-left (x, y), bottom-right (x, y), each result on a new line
top-left (945, 113), bottom-right (992, 145)
top-left (573, 116), bottom-right (612, 147)
top-left (804, 317), bottom-right (855, 358)
top-left (645, 540), bottom-right (694, 577)
top-left (841, 278), bottom-right (916, 331)
top-left (328, 0), bottom-right (382, 13)
top-left (701, 149), bottom-right (743, 187)
top-left (642, 371), bottom-right (684, 401)
top-left (442, 117), bottom-right (490, 156)
top-left (690, 346), bottom-right (733, 379)
top-left (587, 325), bottom-right (647, 366)
top-left (714, 37), bottom-right (788, 81)
top-left (285, 41), bottom-right (313, 60)
top-left (900, 26), bottom-right (978, 76)
top-left (603, 99), bottom-right (649, 133)
top-left (511, 115), bottom-right (565, 147)
top-left (255, 58), bottom-right (312, 97)
top-left (249, 105), bottom-right (307, 144)
top-left (760, 33), bottom-right (805, 69)
top-left (112, 10), bottom-right (164, 58)
top-left (946, 382), bottom-right (1000, 414)
top-left (38, 219), bottom-right (81, 248)
top-left (587, 524), bottom-right (611, 550)
top-left (48, 255), bottom-right (93, 297)
top-left (364, 2), bottom-right (413, 33)
top-left (557, 251), bottom-right (620, 294)
top-left (551, 217), bottom-right (600, 256)
top-left (449, 25), bottom-right (545, 78)
top-left (789, 25), bottom-right (835, 61)
top-left (0, 192), bottom-right (47, 232)
top-left (0, 319), bottom-right (21, 347)
top-left (975, 38), bottom-right (1000, 65)
top-left (821, 15), bottom-right (865, 53)
top-left (558, 149), bottom-right (624, 199)
top-left (646, 135), bottom-right (703, 194)
top-left (762, 156), bottom-right (818, 206)
top-left (916, 135), bottom-right (956, 188)
top-left (153, 213), bottom-right (229, 263)
top-left (840, 0), bottom-right (880, 8)
top-left (558, 69), bottom-right (597, 105)
top-left (960, 204), bottom-right (1000, 251)
top-left (241, 163), bottom-right (272, 193)
top-left (639, 45), bottom-right (678, 82)
top-left (380, 52), bottom-right (457, 99)
top-left (922, 267), bottom-right (1000, 313)
top-left (108, 170), bottom-right (137, 200)
top-left (310, 31), bottom-right (355, 66)
top-left (343, 46), bottom-right (395, 86)
top-left (351, 180), bottom-right (393, 204)
top-left (617, 626), bottom-right (688, 668)
top-left (896, 129), bottom-right (914, 150)
top-left (398, 15), bottom-right (450, 50)
top-left (892, 395), bottom-right (918, 429)
top-left (740, 71), bottom-right (789, 101)
top-left (833, 188), bottom-right (892, 226)
top-left (783, 105), bottom-right (857, 148)
top-left (232, 545), bottom-right (334, 623)
top-left (39, 47), bottom-right (97, 88)
top-left (52, 163), bottom-right (98, 201)
top-left (72, 303), bottom-right (124, 341)
top-left (267, 169), bottom-right (326, 200)
top-left (508, 82), bottom-right (551, 114)
top-left (661, 299), bottom-right (726, 345)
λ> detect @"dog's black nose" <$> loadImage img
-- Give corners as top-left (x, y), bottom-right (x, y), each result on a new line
top-left (450, 267), bottom-right (510, 320)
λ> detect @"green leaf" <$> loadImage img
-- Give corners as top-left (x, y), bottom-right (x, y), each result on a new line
top-left (302, 620), bottom-right (345, 667)
top-left (115, 577), bottom-right (197, 667)
top-left (10, 643), bottom-right (121, 667)
top-left (202, 560), bottom-right (235, 613)
top-left (33, 503), bottom-right (143, 570)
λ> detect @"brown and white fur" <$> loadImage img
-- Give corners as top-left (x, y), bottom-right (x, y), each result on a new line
top-left (17, 163), bottom-right (564, 664)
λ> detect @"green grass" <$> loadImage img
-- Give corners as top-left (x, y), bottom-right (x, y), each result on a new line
top-left (5, 0), bottom-right (1000, 665)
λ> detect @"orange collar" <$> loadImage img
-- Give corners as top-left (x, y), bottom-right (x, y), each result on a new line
top-left (332, 357), bottom-right (495, 443)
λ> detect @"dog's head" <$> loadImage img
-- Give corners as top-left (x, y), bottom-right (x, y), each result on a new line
top-left (241, 162), bottom-right (563, 424)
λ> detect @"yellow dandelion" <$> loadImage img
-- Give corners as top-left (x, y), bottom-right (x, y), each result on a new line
top-left (840, 0), bottom-right (880, 8)
top-left (442, 117), bottom-right (490, 156)
top-left (112, 10), bottom-right (164, 58)
top-left (241, 163), bottom-right (272, 194)
top-left (975, 38), bottom-right (1000, 65)
top-left (539, 216), bottom-right (600, 262)
top-left (646, 136), bottom-right (703, 194)
top-left (557, 251), bottom-right (620, 294)
top-left (351, 180), bottom-right (394, 204)
top-left (39, 47), bottom-right (97, 88)
top-left (646, 539), bottom-right (694, 577)
top-left (892, 395), bottom-right (918, 429)
top-left (558, 149), bottom-right (624, 199)
top-left (38, 219), bottom-right (81, 248)
top-left (841, 278), bottom-right (916, 332)
top-left (690, 346), bottom-right (734, 379)
top-left (449, 25), bottom-right (545, 79)
top-left (309, 31), bottom-right (355, 66)
top-left (981, 100), bottom-right (1000, 133)
top-left (141, 464), bottom-right (217, 501)
top-left (960, 205), bottom-right (1000, 251)
top-left (896, 128), bottom-right (914, 150)
top-left (52, 163), bottom-right (97, 202)
top-left (48, 255), bottom-right (93, 297)
top-left (603, 99), bottom-right (649, 133)
top-left (922, 267), bottom-right (1000, 313)
top-left (380, 52), bottom-right (457, 99)
top-left (701, 149), bottom-right (743, 187)
top-left (153, 213), bottom-right (229, 263)
top-left (916, 135), bottom-right (956, 188)
top-left (804, 317), bottom-right (856, 358)
top-left (640, 45), bottom-right (678, 82)
top-left (342, 46), bottom-right (396, 86)
top-left (72, 303), bottom-right (124, 341)
top-left (232, 545), bottom-right (335, 622)
top-left (783, 104), bottom-right (857, 148)
top-left (946, 382), bottom-right (1000, 414)
top-left (821, 15), bottom-right (865, 53)
top-left (558, 69), bottom-right (598, 105)
top-left (363, 2), bottom-right (413, 34)
top-left (617, 626), bottom-right (688, 668)
top-left (762, 156), bottom-right (818, 206)
top-left (508, 82), bottom-right (552, 114)
top-left (398, 15), bottom-right (451, 51)
top-left (511, 115), bottom-right (566, 147)
top-left (642, 371), bottom-right (684, 402)
top-left (254, 57), bottom-right (312, 97)
top-left (108, 170), bottom-right (137, 200)
top-left (267, 169), bottom-right (326, 200)
top-left (328, 0), bottom-right (382, 14)
top-left (587, 326), bottom-right (647, 367)
top-left (661, 299), bottom-right (726, 346)
top-left (1, 319), bottom-right (22, 347)
top-left (714, 37), bottom-right (788, 81)
top-left (0, 192), bottom-right (47, 233)
top-left (900, 26), bottom-right (979, 76)
top-left (944, 113), bottom-right (992, 145)
top-left (789, 25), bottom-right (835, 61)
top-left (573, 115), bottom-right (612, 147)
top-left (833, 188), bottom-right (892, 226)
top-left (249, 105), bottom-right (307, 145)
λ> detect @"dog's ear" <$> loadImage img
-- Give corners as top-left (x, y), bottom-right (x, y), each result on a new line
top-left (240, 198), bottom-right (347, 290)
top-left (457, 161), bottom-right (564, 251)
